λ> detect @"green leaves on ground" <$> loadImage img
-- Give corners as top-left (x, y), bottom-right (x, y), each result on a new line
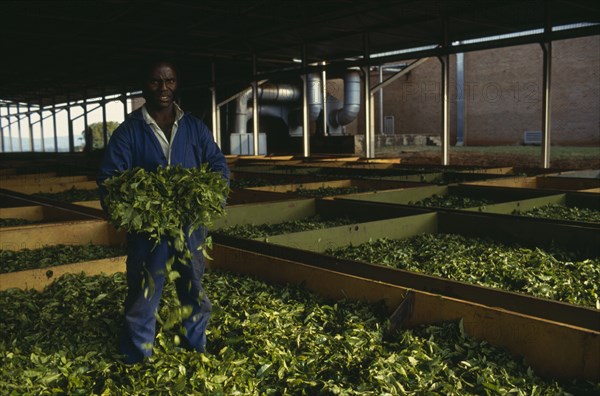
top-left (513, 203), bottom-right (600, 223)
top-left (217, 215), bottom-right (356, 239)
top-left (2, 271), bottom-right (597, 395)
top-left (327, 233), bottom-right (600, 308)
top-left (0, 244), bottom-right (126, 274)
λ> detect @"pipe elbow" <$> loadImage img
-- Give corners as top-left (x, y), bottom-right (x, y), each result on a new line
top-left (328, 70), bottom-right (361, 127)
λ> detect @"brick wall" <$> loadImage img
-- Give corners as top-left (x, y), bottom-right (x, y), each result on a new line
top-left (550, 36), bottom-right (600, 145)
top-left (332, 35), bottom-right (599, 146)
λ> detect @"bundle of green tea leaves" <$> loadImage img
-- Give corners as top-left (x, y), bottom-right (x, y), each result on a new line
top-left (102, 164), bottom-right (229, 261)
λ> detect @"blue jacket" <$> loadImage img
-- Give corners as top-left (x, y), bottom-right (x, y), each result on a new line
top-left (98, 108), bottom-right (229, 182)
top-left (97, 108), bottom-right (230, 250)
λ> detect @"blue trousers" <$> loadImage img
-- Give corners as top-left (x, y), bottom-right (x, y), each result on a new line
top-left (119, 233), bottom-right (212, 364)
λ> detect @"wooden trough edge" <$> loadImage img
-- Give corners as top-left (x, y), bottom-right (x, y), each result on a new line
top-left (0, 256), bottom-right (127, 291)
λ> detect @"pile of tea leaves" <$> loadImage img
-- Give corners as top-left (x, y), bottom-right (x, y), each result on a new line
top-left (0, 244), bottom-right (126, 274)
top-left (1, 271), bottom-right (597, 395)
top-left (411, 194), bottom-right (494, 209)
top-left (513, 203), bottom-right (600, 223)
top-left (34, 187), bottom-right (100, 203)
top-left (0, 218), bottom-right (37, 227)
top-left (216, 215), bottom-right (356, 239)
top-left (292, 186), bottom-right (374, 198)
top-left (327, 233), bottom-right (600, 308)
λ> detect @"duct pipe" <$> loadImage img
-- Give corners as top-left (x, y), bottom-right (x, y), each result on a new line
top-left (235, 87), bottom-right (252, 134)
top-left (306, 73), bottom-right (322, 121)
top-left (235, 81), bottom-right (318, 134)
top-left (247, 104), bottom-right (290, 123)
top-left (288, 73), bottom-right (323, 129)
top-left (257, 83), bottom-right (302, 102)
top-left (328, 70), bottom-right (361, 128)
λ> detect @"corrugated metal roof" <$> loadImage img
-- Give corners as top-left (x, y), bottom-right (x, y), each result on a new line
top-left (1, 0), bottom-right (598, 105)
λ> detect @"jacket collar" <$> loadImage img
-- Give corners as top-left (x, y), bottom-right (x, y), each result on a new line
top-left (128, 108), bottom-right (145, 121)
top-left (128, 105), bottom-right (188, 122)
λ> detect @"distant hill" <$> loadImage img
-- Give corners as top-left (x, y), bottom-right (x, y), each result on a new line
top-left (2, 136), bottom-right (81, 152)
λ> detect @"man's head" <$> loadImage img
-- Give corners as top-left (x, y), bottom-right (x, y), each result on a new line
top-left (142, 60), bottom-right (179, 111)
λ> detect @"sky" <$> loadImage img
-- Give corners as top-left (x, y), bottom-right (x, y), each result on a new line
top-left (0, 96), bottom-right (134, 152)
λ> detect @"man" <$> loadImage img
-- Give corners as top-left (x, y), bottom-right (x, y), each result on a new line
top-left (97, 59), bottom-right (229, 364)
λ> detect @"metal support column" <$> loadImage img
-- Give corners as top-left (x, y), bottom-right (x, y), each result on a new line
top-left (379, 66), bottom-right (384, 135)
top-left (302, 45), bottom-right (310, 157)
top-left (211, 61), bottom-right (220, 147)
top-left (321, 61), bottom-right (327, 136)
top-left (363, 33), bottom-right (374, 158)
top-left (39, 101), bottom-right (45, 152)
top-left (27, 103), bottom-right (34, 151)
top-left (540, 3), bottom-right (553, 168)
top-left (67, 97), bottom-right (74, 153)
top-left (7, 103), bottom-right (13, 151)
top-left (122, 93), bottom-right (128, 119)
top-left (439, 55), bottom-right (450, 165)
top-left (0, 105), bottom-right (4, 153)
top-left (16, 103), bottom-right (23, 151)
top-left (252, 55), bottom-right (259, 156)
top-left (440, 10), bottom-right (450, 165)
top-left (102, 91), bottom-right (108, 147)
top-left (52, 99), bottom-right (58, 152)
top-left (215, 106), bottom-right (221, 148)
top-left (541, 41), bottom-right (552, 169)
top-left (83, 94), bottom-right (89, 151)
top-left (456, 51), bottom-right (465, 146)
top-left (367, 78), bottom-right (375, 158)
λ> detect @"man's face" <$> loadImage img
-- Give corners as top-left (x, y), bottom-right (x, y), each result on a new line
top-left (143, 62), bottom-right (178, 110)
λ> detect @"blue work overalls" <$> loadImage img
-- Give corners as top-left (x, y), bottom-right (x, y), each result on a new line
top-left (97, 109), bottom-right (229, 364)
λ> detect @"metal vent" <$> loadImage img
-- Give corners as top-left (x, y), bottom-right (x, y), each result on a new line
top-left (383, 116), bottom-right (395, 135)
top-left (523, 131), bottom-right (542, 145)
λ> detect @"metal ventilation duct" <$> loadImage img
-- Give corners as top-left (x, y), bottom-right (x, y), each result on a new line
top-left (235, 75), bottom-right (322, 134)
top-left (328, 70), bottom-right (361, 128)
top-left (234, 71), bottom-right (360, 137)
